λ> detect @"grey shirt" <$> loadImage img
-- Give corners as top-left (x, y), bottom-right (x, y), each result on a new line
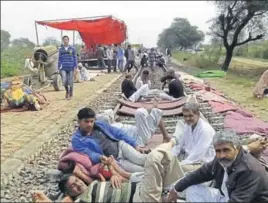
top-left (92, 129), bottom-right (119, 158)
top-left (128, 49), bottom-right (135, 61)
top-left (96, 47), bottom-right (105, 59)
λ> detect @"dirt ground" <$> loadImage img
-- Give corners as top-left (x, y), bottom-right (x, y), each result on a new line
top-left (0, 73), bottom-right (120, 163)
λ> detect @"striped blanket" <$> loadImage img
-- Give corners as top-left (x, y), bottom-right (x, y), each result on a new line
top-left (77, 181), bottom-right (136, 203)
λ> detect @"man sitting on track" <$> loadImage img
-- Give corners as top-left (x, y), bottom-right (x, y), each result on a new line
top-left (72, 107), bottom-right (148, 173)
top-left (96, 98), bottom-right (171, 146)
top-left (135, 70), bottom-right (151, 89)
top-left (172, 102), bottom-right (216, 174)
top-left (159, 72), bottom-right (184, 101)
top-left (168, 130), bottom-right (268, 203)
top-left (121, 74), bottom-right (151, 102)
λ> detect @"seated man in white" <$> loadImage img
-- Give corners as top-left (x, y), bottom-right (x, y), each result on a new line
top-left (172, 102), bottom-right (216, 172)
top-left (96, 98), bottom-right (171, 146)
top-left (121, 74), bottom-right (150, 102)
top-left (77, 63), bottom-right (90, 81)
top-left (135, 70), bottom-right (151, 89)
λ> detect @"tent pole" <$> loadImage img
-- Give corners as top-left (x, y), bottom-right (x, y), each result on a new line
top-left (73, 30), bottom-right (75, 46)
top-left (35, 21), bottom-right (40, 46)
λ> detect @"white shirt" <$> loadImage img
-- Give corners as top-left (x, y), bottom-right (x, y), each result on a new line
top-left (219, 167), bottom-right (230, 202)
top-left (107, 49), bottom-right (113, 60)
top-left (135, 76), bottom-right (152, 89)
top-left (172, 118), bottom-right (216, 165)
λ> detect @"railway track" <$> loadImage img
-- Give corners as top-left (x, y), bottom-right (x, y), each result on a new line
top-left (0, 62), bottom-right (223, 202)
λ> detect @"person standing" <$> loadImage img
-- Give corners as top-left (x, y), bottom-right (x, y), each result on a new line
top-left (106, 45), bottom-right (114, 73)
top-left (58, 35), bottom-right (77, 100)
top-left (124, 44), bottom-right (138, 73)
top-left (96, 45), bottom-right (107, 69)
top-left (116, 44), bottom-right (125, 72)
top-left (112, 44), bottom-right (118, 72)
top-left (148, 48), bottom-right (157, 72)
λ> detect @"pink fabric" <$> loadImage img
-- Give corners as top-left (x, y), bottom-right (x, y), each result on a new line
top-left (208, 100), bottom-right (238, 113)
top-left (224, 111), bottom-right (268, 136)
top-left (59, 149), bottom-right (92, 170)
top-left (188, 83), bottom-right (205, 91)
top-left (197, 90), bottom-right (227, 102)
top-left (235, 109), bottom-right (254, 117)
top-left (58, 148), bottom-right (101, 177)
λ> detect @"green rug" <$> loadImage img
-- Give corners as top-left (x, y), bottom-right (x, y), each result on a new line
top-left (195, 70), bottom-right (226, 78)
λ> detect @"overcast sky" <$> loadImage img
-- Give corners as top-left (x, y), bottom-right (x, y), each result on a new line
top-left (1, 1), bottom-right (216, 47)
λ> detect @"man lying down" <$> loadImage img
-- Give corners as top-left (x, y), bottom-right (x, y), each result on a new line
top-left (32, 138), bottom-right (184, 203)
top-left (32, 132), bottom-right (267, 203)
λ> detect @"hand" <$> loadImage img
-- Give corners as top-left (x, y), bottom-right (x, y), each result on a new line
top-left (135, 146), bottom-right (147, 153)
top-left (110, 175), bottom-right (123, 189)
top-left (100, 155), bottom-right (109, 164)
top-left (167, 189), bottom-right (178, 203)
top-left (247, 138), bottom-right (267, 154)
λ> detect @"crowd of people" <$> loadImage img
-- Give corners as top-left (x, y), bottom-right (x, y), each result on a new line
top-left (121, 67), bottom-right (184, 102)
top-left (58, 35), bottom-right (169, 101)
top-left (32, 102), bottom-right (268, 203)
top-left (31, 36), bottom-right (268, 203)
top-left (33, 57), bottom-right (268, 202)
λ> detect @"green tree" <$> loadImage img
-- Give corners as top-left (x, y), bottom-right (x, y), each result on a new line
top-left (1, 30), bottom-right (11, 52)
top-left (208, 1), bottom-right (268, 71)
top-left (12, 38), bottom-right (35, 49)
top-left (157, 18), bottom-right (204, 50)
top-left (42, 37), bottom-right (61, 46)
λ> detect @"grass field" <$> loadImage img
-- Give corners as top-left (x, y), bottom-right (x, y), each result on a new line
top-left (173, 51), bottom-right (268, 121)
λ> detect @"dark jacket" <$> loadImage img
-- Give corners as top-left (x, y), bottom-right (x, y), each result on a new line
top-left (175, 149), bottom-right (268, 202)
top-left (96, 47), bottom-right (105, 59)
top-left (121, 79), bottom-right (137, 98)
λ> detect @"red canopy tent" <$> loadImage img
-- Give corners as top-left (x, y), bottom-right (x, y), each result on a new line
top-left (36, 15), bottom-right (127, 47)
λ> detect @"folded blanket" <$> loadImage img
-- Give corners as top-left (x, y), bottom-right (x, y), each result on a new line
top-left (58, 149), bottom-right (101, 177)
top-left (224, 111), bottom-right (268, 136)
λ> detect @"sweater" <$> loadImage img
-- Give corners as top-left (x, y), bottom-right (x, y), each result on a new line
top-left (58, 46), bottom-right (77, 71)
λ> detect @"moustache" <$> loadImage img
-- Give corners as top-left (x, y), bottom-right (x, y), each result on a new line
top-left (218, 158), bottom-right (232, 163)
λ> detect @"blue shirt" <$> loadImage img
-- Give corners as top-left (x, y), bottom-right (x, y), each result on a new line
top-left (116, 47), bottom-right (125, 60)
top-left (58, 46), bottom-right (77, 71)
top-left (71, 120), bottom-right (138, 164)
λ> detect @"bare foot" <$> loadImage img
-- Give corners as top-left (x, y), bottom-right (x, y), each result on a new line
top-left (152, 96), bottom-right (159, 108)
top-left (31, 191), bottom-right (52, 203)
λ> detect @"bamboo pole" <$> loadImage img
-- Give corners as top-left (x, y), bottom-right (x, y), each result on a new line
top-left (35, 21), bottom-right (40, 46)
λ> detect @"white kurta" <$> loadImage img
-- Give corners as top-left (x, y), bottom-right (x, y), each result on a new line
top-left (135, 76), bottom-right (152, 89)
top-left (185, 168), bottom-right (229, 202)
top-left (172, 118), bottom-right (216, 165)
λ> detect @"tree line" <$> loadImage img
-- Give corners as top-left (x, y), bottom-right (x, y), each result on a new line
top-left (157, 1), bottom-right (268, 71)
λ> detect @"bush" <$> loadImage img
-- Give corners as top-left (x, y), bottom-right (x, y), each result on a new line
top-left (0, 59), bottom-right (21, 78)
